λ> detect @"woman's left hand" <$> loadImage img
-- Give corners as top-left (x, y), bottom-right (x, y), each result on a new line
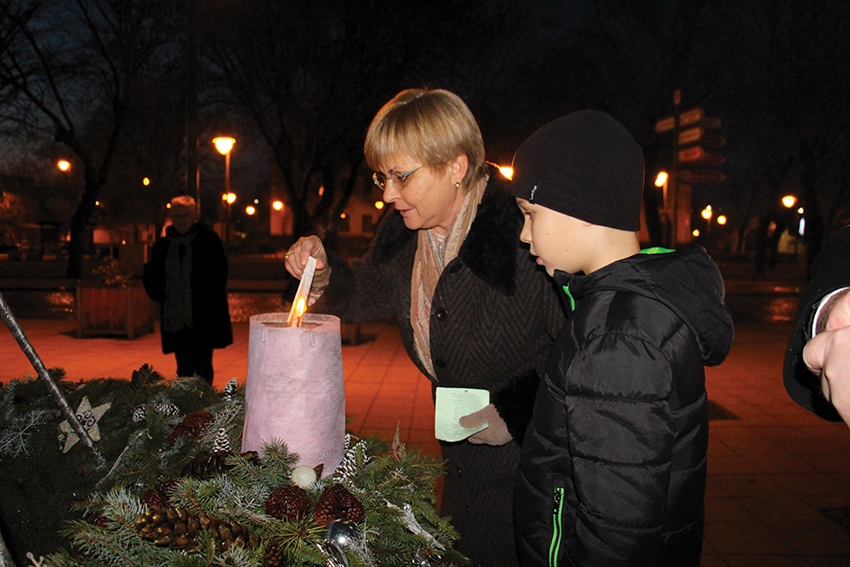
top-left (459, 404), bottom-right (513, 446)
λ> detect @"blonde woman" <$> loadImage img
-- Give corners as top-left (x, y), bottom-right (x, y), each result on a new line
top-left (285, 89), bottom-right (564, 566)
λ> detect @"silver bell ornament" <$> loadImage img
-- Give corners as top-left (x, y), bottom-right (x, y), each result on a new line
top-left (319, 519), bottom-right (370, 567)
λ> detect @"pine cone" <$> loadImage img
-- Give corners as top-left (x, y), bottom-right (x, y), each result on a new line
top-left (213, 428), bottom-right (230, 453)
top-left (263, 540), bottom-right (285, 567)
top-left (141, 489), bottom-right (166, 509)
top-left (132, 404), bottom-right (146, 422)
top-left (135, 507), bottom-right (258, 550)
top-left (168, 410), bottom-right (214, 444)
top-left (182, 451), bottom-right (230, 478)
top-left (313, 483), bottom-right (365, 526)
top-left (266, 485), bottom-right (310, 520)
top-left (181, 451), bottom-right (260, 479)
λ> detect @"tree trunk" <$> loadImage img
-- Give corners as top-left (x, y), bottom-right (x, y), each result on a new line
top-left (65, 176), bottom-right (100, 279)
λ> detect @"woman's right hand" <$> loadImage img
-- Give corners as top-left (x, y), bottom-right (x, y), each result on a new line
top-left (284, 236), bottom-right (331, 287)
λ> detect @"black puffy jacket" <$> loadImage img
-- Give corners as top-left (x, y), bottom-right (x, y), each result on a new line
top-left (516, 246), bottom-right (734, 567)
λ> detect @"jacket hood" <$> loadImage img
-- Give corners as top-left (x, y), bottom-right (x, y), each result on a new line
top-left (554, 245), bottom-right (734, 366)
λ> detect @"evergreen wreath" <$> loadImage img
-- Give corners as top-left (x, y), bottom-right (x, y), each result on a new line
top-left (0, 365), bottom-right (467, 566)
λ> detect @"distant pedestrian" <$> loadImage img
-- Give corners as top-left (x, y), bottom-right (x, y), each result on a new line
top-left (785, 226), bottom-right (850, 425)
top-left (509, 110), bottom-right (734, 566)
top-left (143, 196), bottom-right (232, 384)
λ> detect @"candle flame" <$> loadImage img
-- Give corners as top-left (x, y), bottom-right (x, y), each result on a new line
top-left (287, 256), bottom-right (317, 328)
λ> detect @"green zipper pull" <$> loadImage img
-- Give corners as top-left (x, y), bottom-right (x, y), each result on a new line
top-left (549, 487), bottom-right (565, 567)
top-left (562, 285), bottom-right (575, 313)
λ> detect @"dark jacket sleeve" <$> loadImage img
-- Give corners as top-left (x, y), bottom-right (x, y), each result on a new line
top-left (491, 369), bottom-right (539, 446)
top-left (783, 227), bottom-right (850, 421)
top-left (309, 213), bottom-right (415, 325)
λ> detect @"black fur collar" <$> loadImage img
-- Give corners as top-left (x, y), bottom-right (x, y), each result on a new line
top-left (369, 181), bottom-right (519, 295)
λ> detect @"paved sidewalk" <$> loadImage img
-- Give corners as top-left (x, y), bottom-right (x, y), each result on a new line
top-left (1, 318), bottom-right (849, 565)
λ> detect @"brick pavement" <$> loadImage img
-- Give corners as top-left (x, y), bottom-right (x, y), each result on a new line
top-left (2, 317), bottom-right (850, 565)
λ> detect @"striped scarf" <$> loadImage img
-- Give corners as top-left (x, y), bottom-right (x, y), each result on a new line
top-left (410, 178), bottom-right (486, 380)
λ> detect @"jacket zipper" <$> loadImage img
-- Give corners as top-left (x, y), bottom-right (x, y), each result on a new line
top-left (549, 486), bottom-right (565, 567)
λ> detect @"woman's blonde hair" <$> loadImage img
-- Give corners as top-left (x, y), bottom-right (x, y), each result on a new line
top-left (364, 89), bottom-right (487, 190)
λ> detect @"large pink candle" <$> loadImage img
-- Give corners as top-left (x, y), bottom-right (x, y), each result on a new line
top-left (242, 313), bottom-right (345, 477)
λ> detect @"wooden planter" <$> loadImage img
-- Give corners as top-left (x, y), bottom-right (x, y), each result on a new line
top-left (75, 281), bottom-right (154, 339)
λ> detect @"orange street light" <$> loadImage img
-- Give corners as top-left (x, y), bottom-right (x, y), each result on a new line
top-left (213, 137), bottom-right (235, 155)
top-left (486, 161), bottom-right (513, 179)
top-left (701, 205), bottom-right (713, 233)
top-left (213, 137), bottom-right (236, 245)
top-left (655, 171), bottom-right (670, 218)
top-left (375, 201), bottom-right (384, 210)
top-left (781, 195), bottom-right (797, 208)
top-left (716, 215), bottom-right (727, 225)
top-left (57, 160), bottom-right (71, 172)
top-left (245, 205), bottom-right (256, 215)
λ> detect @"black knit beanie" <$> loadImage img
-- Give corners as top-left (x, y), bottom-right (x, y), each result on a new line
top-left (510, 110), bottom-right (644, 231)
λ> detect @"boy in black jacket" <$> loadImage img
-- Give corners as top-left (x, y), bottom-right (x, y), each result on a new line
top-left (510, 111), bottom-right (734, 566)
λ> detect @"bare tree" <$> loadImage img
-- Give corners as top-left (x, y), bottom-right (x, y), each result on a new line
top-left (203, 0), bottom-right (531, 242)
top-left (711, 0), bottom-right (850, 271)
top-left (0, 0), bottom-right (179, 277)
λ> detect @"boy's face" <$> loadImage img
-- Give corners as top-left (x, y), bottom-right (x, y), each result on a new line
top-left (516, 197), bottom-right (592, 276)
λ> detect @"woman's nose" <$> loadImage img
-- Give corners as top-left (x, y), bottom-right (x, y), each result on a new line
top-left (382, 184), bottom-right (399, 203)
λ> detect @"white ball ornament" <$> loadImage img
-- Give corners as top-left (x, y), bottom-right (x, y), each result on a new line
top-left (291, 465), bottom-right (317, 488)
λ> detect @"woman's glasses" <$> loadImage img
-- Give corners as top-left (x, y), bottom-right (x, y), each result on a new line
top-left (372, 166), bottom-right (422, 190)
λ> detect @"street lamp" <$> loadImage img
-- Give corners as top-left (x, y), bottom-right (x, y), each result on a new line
top-left (485, 161), bottom-right (513, 179)
top-left (655, 171), bottom-right (671, 244)
top-left (781, 195), bottom-right (797, 209)
top-left (701, 205), bottom-right (713, 233)
top-left (214, 137), bottom-right (235, 243)
top-left (57, 160), bottom-right (71, 172)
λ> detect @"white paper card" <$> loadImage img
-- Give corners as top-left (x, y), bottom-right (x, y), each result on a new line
top-left (434, 387), bottom-right (490, 442)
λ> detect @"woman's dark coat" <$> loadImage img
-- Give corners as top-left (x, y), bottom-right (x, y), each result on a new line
top-left (319, 181), bottom-right (566, 566)
top-left (143, 222), bottom-right (233, 354)
top-left (784, 226), bottom-right (850, 421)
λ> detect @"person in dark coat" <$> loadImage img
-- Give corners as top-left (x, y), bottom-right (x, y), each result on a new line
top-left (143, 196), bottom-right (233, 384)
top-left (284, 88), bottom-right (566, 566)
top-left (784, 226), bottom-right (850, 424)
top-left (509, 111), bottom-right (735, 566)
